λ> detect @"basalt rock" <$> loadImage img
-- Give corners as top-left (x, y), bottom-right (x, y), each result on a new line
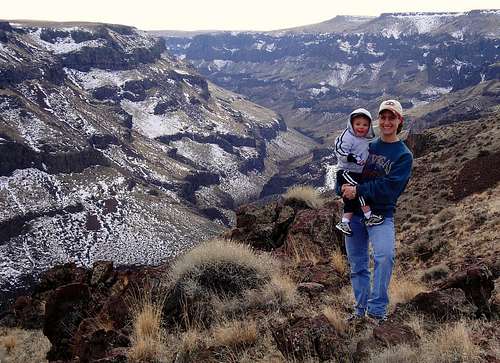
top-left (438, 264), bottom-right (495, 318)
top-left (271, 314), bottom-right (349, 361)
top-left (44, 283), bottom-right (91, 361)
top-left (373, 322), bottom-right (420, 347)
top-left (411, 288), bottom-right (477, 321)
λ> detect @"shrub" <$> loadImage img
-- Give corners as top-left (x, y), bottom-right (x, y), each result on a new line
top-left (164, 239), bottom-right (280, 327)
top-left (389, 275), bottom-right (426, 312)
top-left (330, 248), bottom-right (348, 276)
top-left (128, 290), bottom-right (166, 362)
top-left (283, 185), bottom-right (324, 209)
top-left (322, 307), bottom-right (347, 335)
top-left (421, 264), bottom-right (450, 282)
top-left (370, 320), bottom-right (482, 363)
top-left (285, 235), bottom-right (320, 266)
top-left (421, 320), bottom-right (481, 363)
top-left (370, 344), bottom-right (419, 363)
top-left (211, 320), bottom-right (258, 348)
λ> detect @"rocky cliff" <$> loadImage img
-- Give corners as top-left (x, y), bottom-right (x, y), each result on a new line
top-left (0, 20), bottom-right (317, 306)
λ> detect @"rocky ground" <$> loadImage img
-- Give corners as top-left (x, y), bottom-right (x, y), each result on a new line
top-left (0, 115), bottom-right (498, 362)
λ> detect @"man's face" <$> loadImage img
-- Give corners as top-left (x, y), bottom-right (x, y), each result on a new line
top-left (378, 110), bottom-right (401, 136)
top-left (352, 116), bottom-right (370, 137)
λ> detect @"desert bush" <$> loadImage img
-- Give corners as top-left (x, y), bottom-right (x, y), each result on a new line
top-left (421, 264), bottom-right (450, 282)
top-left (285, 235), bottom-right (320, 265)
top-left (434, 209), bottom-right (455, 224)
top-left (164, 239), bottom-right (281, 327)
top-left (330, 248), bottom-right (348, 276)
top-left (211, 319), bottom-right (258, 348)
top-left (322, 307), bottom-right (347, 335)
top-left (283, 185), bottom-right (324, 209)
top-left (389, 275), bottom-right (426, 311)
top-left (421, 320), bottom-right (481, 363)
top-left (370, 320), bottom-right (482, 363)
top-left (128, 290), bottom-right (167, 362)
top-left (370, 344), bottom-right (419, 363)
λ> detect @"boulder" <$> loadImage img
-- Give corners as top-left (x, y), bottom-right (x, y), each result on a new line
top-left (439, 264), bottom-right (495, 317)
top-left (44, 283), bottom-right (91, 361)
top-left (75, 329), bottom-right (130, 363)
top-left (271, 314), bottom-right (348, 361)
top-left (411, 288), bottom-right (477, 321)
top-left (373, 321), bottom-right (420, 347)
top-left (91, 261), bottom-right (114, 286)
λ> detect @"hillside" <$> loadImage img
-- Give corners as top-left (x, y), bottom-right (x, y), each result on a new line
top-left (160, 10), bottom-right (500, 141)
top-left (0, 20), bottom-right (317, 307)
top-left (0, 115), bottom-right (498, 362)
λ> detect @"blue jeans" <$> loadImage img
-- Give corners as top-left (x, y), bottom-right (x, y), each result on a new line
top-left (345, 215), bottom-right (395, 318)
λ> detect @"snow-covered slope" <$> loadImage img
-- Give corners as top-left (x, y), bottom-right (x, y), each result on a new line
top-left (0, 21), bottom-right (317, 305)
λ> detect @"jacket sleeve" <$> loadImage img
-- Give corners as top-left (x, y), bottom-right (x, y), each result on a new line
top-left (334, 130), bottom-right (354, 164)
top-left (357, 152), bottom-right (413, 203)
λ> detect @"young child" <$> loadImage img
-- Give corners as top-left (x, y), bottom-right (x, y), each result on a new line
top-left (334, 108), bottom-right (384, 236)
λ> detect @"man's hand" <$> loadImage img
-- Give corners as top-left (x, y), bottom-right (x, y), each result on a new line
top-left (342, 184), bottom-right (357, 200)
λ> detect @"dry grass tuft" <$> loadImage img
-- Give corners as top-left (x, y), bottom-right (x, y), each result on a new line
top-left (330, 248), bottom-right (348, 276)
top-left (212, 274), bottom-right (298, 318)
top-left (3, 334), bottom-right (16, 353)
top-left (283, 185), bottom-right (324, 209)
top-left (422, 320), bottom-right (481, 363)
top-left (211, 320), bottom-right (258, 348)
top-left (421, 264), bottom-right (450, 282)
top-left (322, 306), bottom-right (347, 334)
top-left (285, 236), bottom-right (320, 265)
top-left (0, 328), bottom-right (50, 363)
top-left (370, 344), bottom-right (419, 363)
top-left (169, 239), bottom-right (278, 285)
top-left (128, 290), bottom-right (167, 362)
top-left (370, 320), bottom-right (482, 363)
top-left (388, 275), bottom-right (426, 311)
top-left (179, 328), bottom-right (205, 355)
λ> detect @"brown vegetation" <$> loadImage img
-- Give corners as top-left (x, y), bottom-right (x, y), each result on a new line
top-left (283, 185), bottom-right (325, 209)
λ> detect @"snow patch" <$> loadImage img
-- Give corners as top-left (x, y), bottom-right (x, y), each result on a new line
top-left (326, 63), bottom-right (352, 87)
top-left (121, 99), bottom-right (185, 138)
top-left (420, 86), bottom-right (452, 96)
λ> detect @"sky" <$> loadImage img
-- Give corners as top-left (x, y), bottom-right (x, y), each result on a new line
top-left (2, 0), bottom-right (499, 31)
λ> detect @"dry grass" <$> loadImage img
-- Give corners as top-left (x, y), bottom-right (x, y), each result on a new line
top-left (3, 334), bottom-right (16, 353)
top-left (322, 306), bottom-right (347, 335)
top-left (405, 314), bottom-right (425, 338)
top-left (211, 320), bottom-right (258, 348)
top-left (330, 248), bottom-right (348, 276)
top-left (285, 236), bottom-right (320, 265)
top-left (421, 321), bottom-right (482, 363)
top-left (169, 239), bottom-right (278, 285)
top-left (388, 274), bottom-right (426, 312)
top-left (370, 320), bottom-right (482, 363)
top-left (283, 185), bottom-right (324, 209)
top-left (370, 344), bottom-right (419, 363)
top-left (178, 328), bottom-right (205, 355)
top-left (0, 328), bottom-right (50, 363)
top-left (212, 274), bottom-right (298, 318)
top-left (127, 290), bottom-right (167, 363)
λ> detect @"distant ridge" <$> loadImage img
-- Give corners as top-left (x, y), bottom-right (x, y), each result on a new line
top-left (150, 9), bottom-right (499, 37)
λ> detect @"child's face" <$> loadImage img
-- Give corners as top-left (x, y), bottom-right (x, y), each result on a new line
top-left (351, 116), bottom-right (370, 137)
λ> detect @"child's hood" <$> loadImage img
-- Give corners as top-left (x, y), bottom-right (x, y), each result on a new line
top-left (347, 108), bottom-right (375, 139)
